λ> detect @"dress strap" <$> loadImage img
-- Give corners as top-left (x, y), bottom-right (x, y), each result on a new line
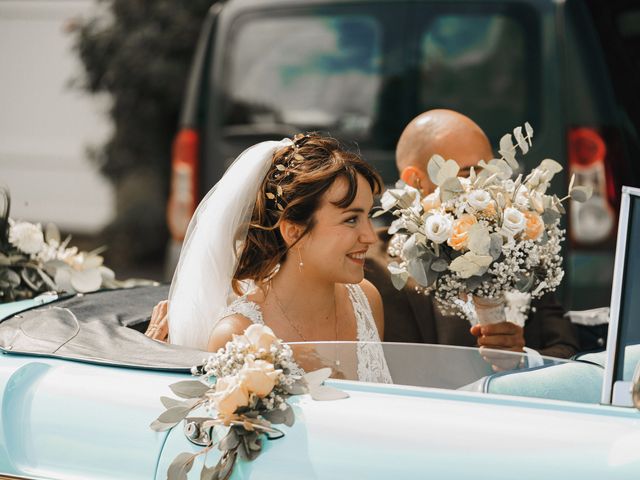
top-left (345, 283), bottom-right (381, 342)
top-left (218, 296), bottom-right (265, 325)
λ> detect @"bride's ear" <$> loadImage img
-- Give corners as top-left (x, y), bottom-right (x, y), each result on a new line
top-left (279, 219), bottom-right (304, 247)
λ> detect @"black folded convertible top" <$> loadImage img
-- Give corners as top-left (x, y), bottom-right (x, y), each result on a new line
top-left (0, 286), bottom-right (208, 371)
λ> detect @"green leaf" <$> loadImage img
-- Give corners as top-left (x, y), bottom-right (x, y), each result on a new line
top-left (388, 262), bottom-right (409, 290)
top-left (407, 259), bottom-right (428, 286)
top-left (154, 404), bottom-right (195, 427)
top-left (542, 208), bottom-right (561, 225)
top-left (170, 380), bottom-right (211, 399)
top-left (427, 154), bottom-right (446, 185)
top-left (167, 452), bottom-right (195, 480)
top-left (570, 185), bottom-right (593, 203)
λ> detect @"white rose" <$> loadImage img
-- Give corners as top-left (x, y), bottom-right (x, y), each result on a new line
top-left (212, 375), bottom-right (249, 416)
top-left (467, 189), bottom-right (491, 211)
top-left (8, 220), bottom-right (45, 254)
top-left (239, 359), bottom-right (281, 397)
top-left (424, 214), bottom-right (453, 244)
top-left (514, 186), bottom-right (529, 208)
top-left (502, 207), bottom-right (526, 235)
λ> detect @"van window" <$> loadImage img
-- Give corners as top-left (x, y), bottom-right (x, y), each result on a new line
top-left (223, 13), bottom-right (383, 141)
top-left (415, 10), bottom-right (538, 144)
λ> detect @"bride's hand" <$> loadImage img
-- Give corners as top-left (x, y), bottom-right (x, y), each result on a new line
top-left (145, 300), bottom-right (169, 341)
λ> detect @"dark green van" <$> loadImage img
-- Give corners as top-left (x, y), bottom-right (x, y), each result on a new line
top-left (167, 0), bottom-right (640, 311)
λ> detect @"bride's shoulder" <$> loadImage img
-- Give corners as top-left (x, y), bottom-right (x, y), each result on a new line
top-left (355, 279), bottom-right (384, 335)
top-left (208, 314), bottom-right (253, 352)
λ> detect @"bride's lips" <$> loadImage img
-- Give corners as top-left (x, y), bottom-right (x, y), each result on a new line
top-left (347, 250), bottom-right (367, 265)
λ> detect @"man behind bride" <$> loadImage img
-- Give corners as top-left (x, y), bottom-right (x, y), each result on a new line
top-left (366, 109), bottom-right (579, 358)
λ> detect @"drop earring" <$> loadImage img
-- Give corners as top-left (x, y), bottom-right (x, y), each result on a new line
top-left (297, 247), bottom-right (304, 270)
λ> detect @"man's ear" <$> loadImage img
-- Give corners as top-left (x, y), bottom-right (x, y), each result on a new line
top-left (279, 219), bottom-right (304, 247)
top-left (400, 166), bottom-right (428, 190)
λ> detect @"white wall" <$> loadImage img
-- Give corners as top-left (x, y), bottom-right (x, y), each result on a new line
top-left (0, 0), bottom-right (114, 233)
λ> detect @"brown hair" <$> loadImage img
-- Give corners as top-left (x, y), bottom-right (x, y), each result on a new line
top-left (232, 133), bottom-right (382, 294)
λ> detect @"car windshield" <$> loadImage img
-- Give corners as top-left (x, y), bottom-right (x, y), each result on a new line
top-left (0, 288), bottom-right (607, 406)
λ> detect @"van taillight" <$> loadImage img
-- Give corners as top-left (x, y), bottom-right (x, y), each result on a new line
top-left (167, 128), bottom-right (199, 241)
top-left (567, 127), bottom-right (616, 246)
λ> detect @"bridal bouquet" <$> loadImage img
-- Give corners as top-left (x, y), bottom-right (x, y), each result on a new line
top-left (0, 188), bottom-right (153, 302)
top-left (151, 324), bottom-right (347, 480)
top-left (376, 123), bottom-right (592, 324)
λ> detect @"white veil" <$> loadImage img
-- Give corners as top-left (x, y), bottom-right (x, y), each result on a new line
top-left (168, 139), bottom-right (292, 349)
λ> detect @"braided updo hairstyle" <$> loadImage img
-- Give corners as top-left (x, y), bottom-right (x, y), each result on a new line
top-left (232, 133), bottom-right (383, 294)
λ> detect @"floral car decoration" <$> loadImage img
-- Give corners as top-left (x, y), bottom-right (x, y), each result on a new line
top-left (376, 123), bottom-right (592, 324)
top-left (151, 324), bottom-right (348, 480)
top-left (0, 188), bottom-right (153, 302)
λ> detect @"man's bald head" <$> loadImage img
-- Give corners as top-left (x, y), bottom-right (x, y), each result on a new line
top-left (396, 109), bottom-right (493, 194)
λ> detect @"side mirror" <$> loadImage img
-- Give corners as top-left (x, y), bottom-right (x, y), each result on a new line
top-left (633, 361), bottom-right (640, 410)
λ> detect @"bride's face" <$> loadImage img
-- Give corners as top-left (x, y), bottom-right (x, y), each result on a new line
top-left (298, 174), bottom-right (377, 284)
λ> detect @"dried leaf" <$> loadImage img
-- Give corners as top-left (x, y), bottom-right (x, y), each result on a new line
top-left (266, 192), bottom-right (276, 200)
top-left (167, 452), bottom-right (195, 480)
top-left (275, 164), bottom-right (285, 171)
top-left (570, 185), bottom-right (593, 203)
top-left (430, 258), bottom-right (448, 272)
top-left (44, 222), bottom-right (60, 244)
top-left (449, 252), bottom-right (493, 279)
top-left (467, 224), bottom-right (491, 255)
top-left (304, 367), bottom-right (332, 387)
top-left (170, 380), bottom-right (210, 399)
top-left (309, 384), bottom-right (350, 401)
top-left (388, 262), bottom-right (409, 290)
top-left (441, 176), bottom-right (463, 193)
top-left (437, 160), bottom-right (460, 185)
top-left (427, 154), bottom-right (446, 185)
top-left (513, 126), bottom-right (528, 154)
top-left (540, 159), bottom-right (563, 174)
top-left (489, 233), bottom-right (503, 260)
top-left (219, 429), bottom-right (240, 451)
top-left (524, 122), bottom-right (534, 144)
top-left (70, 268), bottom-right (102, 293)
top-left (276, 185), bottom-right (283, 197)
top-left (407, 258), bottom-right (428, 286)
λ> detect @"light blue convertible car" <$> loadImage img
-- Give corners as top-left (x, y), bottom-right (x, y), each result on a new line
top-left (0, 187), bottom-right (639, 480)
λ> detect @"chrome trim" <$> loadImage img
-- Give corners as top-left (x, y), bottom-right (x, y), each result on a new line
top-left (601, 188), bottom-right (633, 404)
top-left (0, 473), bottom-right (39, 480)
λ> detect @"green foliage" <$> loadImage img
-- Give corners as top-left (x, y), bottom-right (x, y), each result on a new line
top-left (72, 0), bottom-right (215, 266)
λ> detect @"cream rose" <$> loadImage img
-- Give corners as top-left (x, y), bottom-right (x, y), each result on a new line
top-left (244, 324), bottom-right (278, 352)
top-left (424, 213), bottom-right (453, 244)
top-left (522, 211), bottom-right (544, 241)
top-left (467, 189), bottom-right (492, 211)
top-left (421, 192), bottom-right (441, 211)
top-left (502, 207), bottom-right (526, 235)
top-left (447, 214), bottom-right (477, 251)
top-left (239, 359), bottom-right (280, 397)
top-left (212, 375), bottom-right (249, 415)
top-left (8, 221), bottom-right (45, 255)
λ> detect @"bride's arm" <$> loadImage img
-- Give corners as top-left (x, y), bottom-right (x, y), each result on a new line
top-left (207, 314), bottom-right (253, 352)
top-left (359, 279), bottom-right (384, 338)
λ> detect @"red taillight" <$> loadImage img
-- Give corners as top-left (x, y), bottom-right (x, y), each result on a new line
top-left (567, 127), bottom-right (615, 246)
top-left (167, 128), bottom-right (200, 241)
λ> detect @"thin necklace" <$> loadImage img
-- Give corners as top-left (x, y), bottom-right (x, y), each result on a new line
top-left (270, 285), bottom-right (339, 343)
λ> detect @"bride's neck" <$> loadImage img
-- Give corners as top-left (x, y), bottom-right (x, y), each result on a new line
top-left (269, 258), bottom-right (336, 312)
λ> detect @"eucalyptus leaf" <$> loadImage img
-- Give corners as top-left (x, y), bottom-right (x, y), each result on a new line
top-left (150, 419), bottom-right (180, 432)
top-left (308, 384), bottom-right (350, 401)
top-left (402, 234), bottom-right (419, 259)
top-left (570, 185), bottom-right (593, 203)
top-left (160, 396), bottom-right (182, 409)
top-left (489, 233), bottom-right (503, 260)
top-left (70, 268), bottom-right (102, 293)
top-left (170, 380), bottom-right (211, 399)
top-left (441, 176), bottom-right (463, 193)
top-left (524, 122), bottom-right (534, 143)
top-left (407, 259), bottom-right (428, 286)
top-left (541, 208), bottom-right (560, 225)
top-left (388, 262), bottom-right (409, 290)
top-left (303, 367), bottom-right (332, 387)
top-left (219, 429), bottom-right (240, 451)
top-left (167, 452), bottom-right (195, 480)
top-left (515, 273), bottom-right (535, 293)
top-left (430, 258), bottom-right (448, 272)
top-left (540, 158), bottom-right (563, 174)
top-left (156, 404), bottom-right (195, 426)
top-left (427, 154), bottom-right (446, 185)
top-left (0, 253), bottom-right (9, 266)
top-left (44, 222), bottom-right (61, 244)
top-left (449, 252), bottom-right (493, 279)
top-left (499, 134), bottom-right (518, 169)
top-left (425, 267), bottom-right (440, 287)
top-left (283, 378), bottom-right (307, 395)
top-left (1, 268), bottom-right (20, 287)
top-left (36, 268), bottom-right (57, 290)
top-left (20, 268), bottom-right (41, 291)
top-left (513, 126), bottom-right (529, 154)
top-left (240, 432), bottom-right (263, 461)
top-left (263, 405), bottom-right (295, 426)
top-left (200, 465), bottom-right (218, 480)
top-left (467, 224), bottom-right (490, 255)
top-left (437, 160), bottom-right (460, 185)
top-left (465, 275), bottom-right (484, 291)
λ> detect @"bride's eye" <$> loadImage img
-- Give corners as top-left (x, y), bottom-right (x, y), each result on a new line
top-left (344, 216), bottom-right (358, 225)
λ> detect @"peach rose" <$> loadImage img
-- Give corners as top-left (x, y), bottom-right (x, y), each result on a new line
top-left (212, 375), bottom-right (249, 415)
top-left (447, 214), bottom-right (478, 251)
top-left (481, 202), bottom-right (497, 218)
top-left (523, 211), bottom-right (544, 240)
top-left (244, 324), bottom-right (278, 352)
top-left (239, 359), bottom-right (281, 397)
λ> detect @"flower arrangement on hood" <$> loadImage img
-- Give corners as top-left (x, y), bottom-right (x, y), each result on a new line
top-left (151, 324), bottom-right (348, 480)
top-left (376, 123), bottom-right (592, 322)
top-left (0, 188), bottom-right (151, 302)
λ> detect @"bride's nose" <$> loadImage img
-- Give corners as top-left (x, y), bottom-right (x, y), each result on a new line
top-left (359, 218), bottom-right (377, 245)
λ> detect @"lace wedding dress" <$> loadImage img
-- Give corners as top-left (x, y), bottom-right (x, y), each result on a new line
top-left (220, 283), bottom-right (393, 384)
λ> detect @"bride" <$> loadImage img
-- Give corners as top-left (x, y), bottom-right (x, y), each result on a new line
top-left (147, 134), bottom-right (392, 383)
